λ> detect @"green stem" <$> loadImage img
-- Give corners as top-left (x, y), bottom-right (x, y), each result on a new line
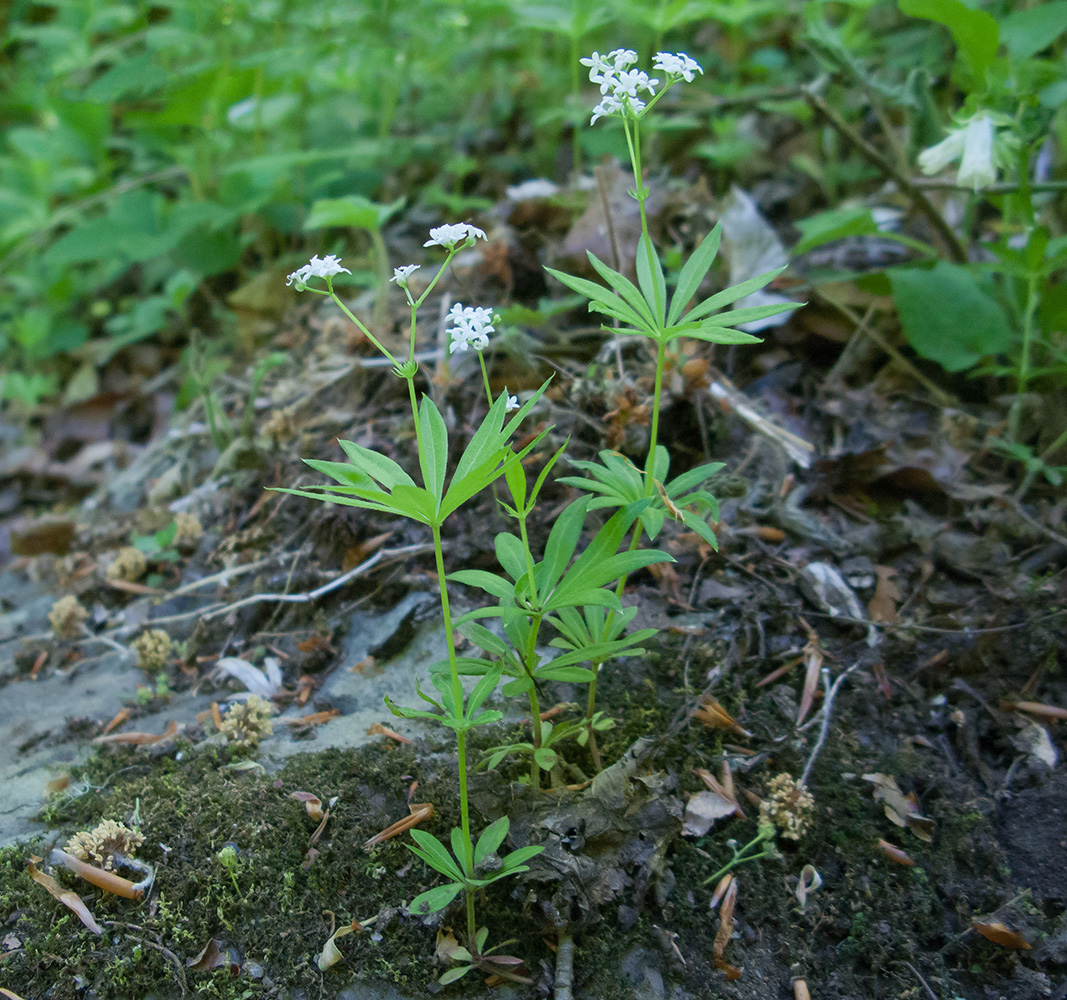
top-left (328, 287), bottom-right (399, 367)
top-left (431, 523), bottom-right (477, 946)
top-left (1008, 274), bottom-right (1039, 443)
top-left (478, 352), bottom-right (494, 409)
top-left (703, 830), bottom-right (776, 885)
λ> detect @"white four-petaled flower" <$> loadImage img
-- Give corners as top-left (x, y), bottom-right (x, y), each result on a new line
top-left (446, 303), bottom-right (495, 354)
top-left (286, 254), bottom-right (352, 290)
top-left (390, 264), bottom-right (421, 287)
top-left (503, 389), bottom-right (519, 412)
top-left (424, 223), bottom-right (487, 250)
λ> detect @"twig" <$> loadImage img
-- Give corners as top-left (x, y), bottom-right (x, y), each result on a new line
top-left (801, 83), bottom-right (968, 264)
top-left (554, 931), bottom-right (575, 1000)
top-left (799, 662), bottom-right (860, 787)
top-left (201, 543), bottom-right (434, 621)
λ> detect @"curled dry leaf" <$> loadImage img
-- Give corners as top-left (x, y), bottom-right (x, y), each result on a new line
top-left (795, 864), bottom-right (822, 911)
top-left (972, 921), bottom-right (1032, 950)
top-left (712, 877), bottom-right (741, 979)
top-left (683, 790), bottom-right (737, 837)
top-left (185, 937), bottom-right (231, 971)
top-left (317, 917), bottom-right (362, 971)
top-left (290, 791), bottom-right (324, 822)
top-left (93, 720), bottom-right (179, 746)
top-left (694, 695), bottom-right (752, 738)
top-left (363, 802), bottom-right (435, 850)
top-left (28, 861), bottom-right (102, 935)
top-left (694, 766), bottom-right (746, 818)
top-left (868, 565), bottom-right (901, 623)
top-left (709, 873), bottom-right (732, 911)
top-left (367, 721), bottom-right (413, 744)
top-left (876, 839), bottom-right (916, 866)
top-left (863, 773), bottom-right (935, 842)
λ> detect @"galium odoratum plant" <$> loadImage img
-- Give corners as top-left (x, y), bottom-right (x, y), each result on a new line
top-left (545, 49), bottom-right (802, 760)
top-left (275, 228), bottom-right (549, 973)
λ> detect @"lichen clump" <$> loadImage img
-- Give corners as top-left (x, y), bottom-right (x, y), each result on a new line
top-left (132, 629), bottom-right (172, 671)
top-left (759, 773), bottom-right (815, 841)
top-left (106, 546), bottom-right (147, 582)
top-left (220, 694), bottom-right (274, 749)
top-left (49, 595), bottom-right (88, 639)
top-left (64, 820), bottom-right (144, 870)
top-left (173, 512), bottom-right (204, 548)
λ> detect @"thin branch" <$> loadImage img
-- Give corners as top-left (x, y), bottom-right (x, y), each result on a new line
top-left (801, 83), bottom-right (968, 264)
top-left (800, 662), bottom-right (860, 787)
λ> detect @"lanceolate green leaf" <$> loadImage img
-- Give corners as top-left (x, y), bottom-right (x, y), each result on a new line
top-left (418, 395), bottom-right (448, 505)
top-left (585, 251), bottom-right (659, 331)
top-left (337, 439), bottom-right (415, 489)
top-left (683, 266), bottom-right (787, 323)
top-left (635, 233), bottom-right (667, 326)
top-left (409, 830), bottom-right (466, 882)
top-left (667, 224), bottom-right (722, 326)
top-left (474, 816), bottom-right (510, 865)
top-left (544, 266), bottom-right (649, 332)
top-left (409, 883), bottom-right (463, 916)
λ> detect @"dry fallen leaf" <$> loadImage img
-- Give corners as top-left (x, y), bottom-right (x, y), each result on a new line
top-left (863, 772), bottom-right (935, 842)
top-left (795, 864), bottom-right (822, 911)
top-left (683, 790), bottom-right (737, 837)
top-left (317, 915), bottom-right (362, 971)
top-left (28, 861), bottom-right (102, 935)
top-left (290, 791), bottom-right (324, 822)
top-left (875, 839), bottom-right (916, 866)
top-left (868, 565), bottom-right (901, 623)
top-left (1004, 700), bottom-right (1067, 722)
top-left (712, 877), bottom-right (741, 979)
top-left (363, 802), bottom-right (434, 850)
top-left (367, 722), bottom-right (413, 744)
top-left (694, 696), bottom-right (752, 738)
top-left (973, 921), bottom-right (1032, 950)
top-left (185, 937), bottom-right (231, 971)
top-left (93, 720), bottom-right (179, 746)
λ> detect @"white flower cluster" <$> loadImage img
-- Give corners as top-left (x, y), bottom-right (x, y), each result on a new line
top-left (286, 254), bottom-right (351, 290)
top-left (424, 222), bottom-right (487, 250)
top-left (581, 49), bottom-right (702, 125)
top-left (918, 112), bottom-right (1015, 193)
top-left (446, 303), bottom-right (495, 354)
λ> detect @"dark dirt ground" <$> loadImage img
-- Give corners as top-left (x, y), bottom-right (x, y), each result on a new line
top-left (1, 219), bottom-right (1067, 1000)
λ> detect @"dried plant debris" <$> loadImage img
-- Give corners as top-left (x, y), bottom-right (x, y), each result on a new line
top-left (64, 820), bottom-right (144, 871)
top-left (132, 629), bottom-right (172, 671)
top-left (863, 772), bottom-right (935, 842)
top-left (172, 512), bottom-right (203, 548)
top-left (219, 694), bottom-right (274, 750)
top-left (48, 595), bottom-right (88, 639)
top-left (759, 773), bottom-right (814, 841)
top-left (105, 546), bottom-right (147, 582)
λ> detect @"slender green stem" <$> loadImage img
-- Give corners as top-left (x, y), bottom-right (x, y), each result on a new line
top-left (702, 829), bottom-right (776, 885)
top-left (431, 523), bottom-right (477, 947)
top-left (328, 287), bottom-right (399, 367)
top-left (1008, 274), bottom-right (1039, 443)
top-left (643, 340), bottom-right (667, 488)
top-left (478, 352), bottom-right (494, 409)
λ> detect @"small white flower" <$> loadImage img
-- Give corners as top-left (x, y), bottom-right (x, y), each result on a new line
top-left (653, 52), bottom-right (703, 82)
top-left (607, 48), bottom-right (638, 71)
top-left (919, 112), bottom-right (1003, 192)
top-left (390, 264), bottom-right (421, 287)
top-left (424, 223), bottom-right (487, 250)
top-left (503, 389), bottom-right (519, 412)
top-left (446, 303), bottom-right (496, 354)
top-left (286, 254), bottom-right (351, 290)
top-left (613, 69), bottom-right (658, 98)
top-left (591, 94), bottom-right (624, 125)
top-left (957, 115), bottom-right (996, 193)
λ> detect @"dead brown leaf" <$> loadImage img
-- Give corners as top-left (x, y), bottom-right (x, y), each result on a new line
top-left (694, 696), bottom-right (752, 738)
top-left (367, 722), bottom-right (413, 744)
top-left (363, 802), bottom-right (435, 850)
top-left (28, 861), bottom-right (102, 935)
top-left (185, 937), bottom-right (231, 971)
top-left (869, 565), bottom-right (901, 624)
top-left (1005, 700), bottom-right (1067, 722)
top-left (712, 877), bottom-right (741, 979)
top-left (93, 720), bottom-right (179, 746)
top-left (973, 921), bottom-right (1032, 950)
top-left (682, 790), bottom-right (736, 837)
top-left (863, 773), bottom-right (935, 842)
top-left (290, 791), bottom-right (324, 822)
top-left (875, 839), bottom-right (917, 866)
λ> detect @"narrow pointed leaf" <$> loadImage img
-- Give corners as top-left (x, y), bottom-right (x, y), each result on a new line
top-left (408, 883), bottom-right (463, 916)
top-left (635, 233), bottom-right (667, 326)
top-left (667, 224), bottom-right (723, 326)
top-left (337, 439), bottom-right (416, 489)
top-left (683, 266), bottom-right (787, 323)
top-left (475, 816), bottom-right (510, 865)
